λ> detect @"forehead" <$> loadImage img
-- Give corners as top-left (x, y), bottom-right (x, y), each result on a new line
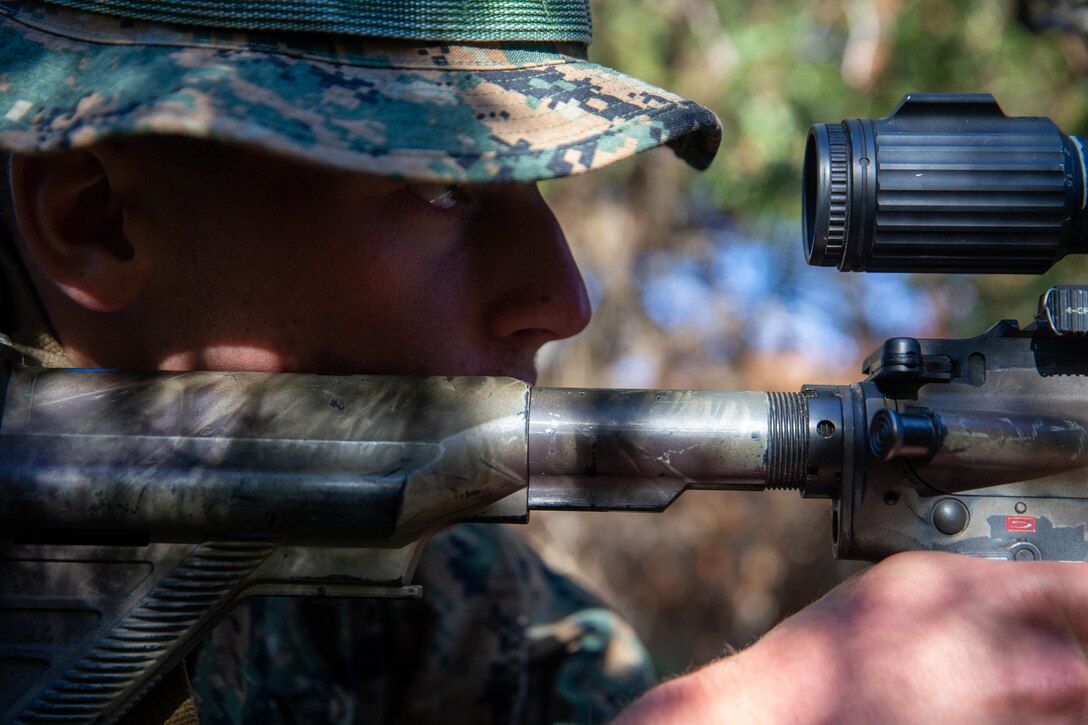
top-left (96, 136), bottom-right (537, 240)
top-left (104, 136), bottom-right (537, 204)
top-left (104, 135), bottom-right (390, 193)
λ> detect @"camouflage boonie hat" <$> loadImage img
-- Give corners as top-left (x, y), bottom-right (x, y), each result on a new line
top-left (0, 0), bottom-right (721, 182)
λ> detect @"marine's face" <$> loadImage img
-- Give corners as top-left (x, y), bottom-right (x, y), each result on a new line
top-left (22, 139), bottom-right (591, 382)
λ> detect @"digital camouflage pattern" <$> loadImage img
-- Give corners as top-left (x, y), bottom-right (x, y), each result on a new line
top-left (188, 524), bottom-right (656, 724)
top-left (0, 1), bottom-right (721, 182)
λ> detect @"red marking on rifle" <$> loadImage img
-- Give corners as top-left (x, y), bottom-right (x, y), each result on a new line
top-left (1006, 516), bottom-right (1036, 533)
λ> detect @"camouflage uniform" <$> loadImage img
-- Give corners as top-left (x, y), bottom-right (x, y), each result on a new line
top-left (0, 1), bottom-right (721, 722)
top-left (189, 525), bottom-right (654, 724)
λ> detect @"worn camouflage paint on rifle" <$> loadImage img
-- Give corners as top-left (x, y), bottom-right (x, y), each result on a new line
top-left (0, 367), bottom-right (661, 723)
top-left (0, 1), bottom-right (721, 182)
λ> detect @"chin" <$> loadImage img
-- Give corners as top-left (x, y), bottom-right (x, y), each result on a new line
top-left (456, 362), bottom-right (538, 386)
top-left (491, 363), bottom-right (538, 385)
top-left (513, 371), bottom-right (538, 386)
top-left (356, 356), bottom-right (539, 384)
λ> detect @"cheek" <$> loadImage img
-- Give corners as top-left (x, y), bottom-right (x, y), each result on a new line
top-left (350, 252), bottom-right (473, 327)
top-left (135, 176), bottom-right (488, 373)
top-left (292, 243), bottom-right (482, 372)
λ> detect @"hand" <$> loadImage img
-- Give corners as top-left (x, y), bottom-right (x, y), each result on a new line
top-left (618, 552), bottom-right (1088, 723)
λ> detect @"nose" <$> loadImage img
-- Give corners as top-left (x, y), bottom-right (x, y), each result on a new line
top-left (478, 184), bottom-right (591, 345)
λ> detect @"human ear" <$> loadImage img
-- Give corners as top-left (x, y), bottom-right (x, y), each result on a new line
top-left (9, 149), bottom-right (144, 312)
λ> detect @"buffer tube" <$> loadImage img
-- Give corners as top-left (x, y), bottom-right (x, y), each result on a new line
top-left (0, 369), bottom-right (851, 541)
top-left (526, 386), bottom-right (850, 512)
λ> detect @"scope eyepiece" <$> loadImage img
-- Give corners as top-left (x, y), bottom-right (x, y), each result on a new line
top-left (803, 93), bottom-right (1088, 273)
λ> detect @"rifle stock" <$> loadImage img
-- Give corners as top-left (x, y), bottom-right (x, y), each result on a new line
top-left (2, 309), bottom-right (1088, 722)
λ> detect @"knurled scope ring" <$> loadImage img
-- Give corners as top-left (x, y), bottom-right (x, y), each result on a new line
top-left (824, 122), bottom-right (849, 265)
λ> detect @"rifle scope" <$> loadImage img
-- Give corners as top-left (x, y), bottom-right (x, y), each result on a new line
top-left (803, 93), bottom-right (1088, 273)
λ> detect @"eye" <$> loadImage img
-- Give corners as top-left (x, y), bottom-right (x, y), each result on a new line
top-left (406, 183), bottom-right (470, 210)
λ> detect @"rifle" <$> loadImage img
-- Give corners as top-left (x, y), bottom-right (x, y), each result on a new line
top-left (2, 93), bottom-right (1087, 723)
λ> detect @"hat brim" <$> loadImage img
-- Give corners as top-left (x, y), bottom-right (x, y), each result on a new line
top-left (0, 3), bottom-right (721, 182)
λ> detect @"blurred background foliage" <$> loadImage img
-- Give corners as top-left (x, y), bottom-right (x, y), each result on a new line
top-left (527, 0), bottom-right (1088, 677)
